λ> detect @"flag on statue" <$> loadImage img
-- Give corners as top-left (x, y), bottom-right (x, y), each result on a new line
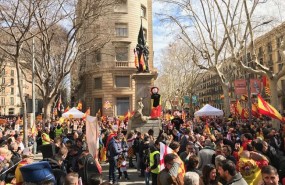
top-left (86, 115), bottom-right (102, 174)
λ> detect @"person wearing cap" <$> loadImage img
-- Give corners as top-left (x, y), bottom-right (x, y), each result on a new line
top-left (15, 149), bottom-right (34, 185)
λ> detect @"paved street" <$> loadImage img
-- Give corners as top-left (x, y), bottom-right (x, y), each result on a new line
top-left (34, 153), bottom-right (146, 184)
top-left (101, 161), bottom-right (147, 185)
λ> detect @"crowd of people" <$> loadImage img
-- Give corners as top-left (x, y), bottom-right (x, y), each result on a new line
top-left (0, 112), bottom-right (284, 185)
top-left (103, 113), bottom-right (285, 185)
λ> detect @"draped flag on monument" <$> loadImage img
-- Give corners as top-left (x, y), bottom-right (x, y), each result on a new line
top-left (257, 94), bottom-right (284, 122)
top-left (86, 116), bottom-right (102, 174)
top-left (134, 49), bottom-right (139, 69)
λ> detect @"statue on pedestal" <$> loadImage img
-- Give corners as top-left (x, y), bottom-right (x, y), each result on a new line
top-left (134, 21), bottom-right (149, 73)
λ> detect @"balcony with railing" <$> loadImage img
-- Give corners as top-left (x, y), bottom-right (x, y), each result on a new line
top-left (114, 61), bottom-right (135, 68)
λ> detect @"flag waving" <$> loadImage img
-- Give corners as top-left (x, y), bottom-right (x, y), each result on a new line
top-left (160, 142), bottom-right (185, 177)
top-left (257, 94), bottom-right (284, 122)
top-left (77, 100), bottom-right (82, 110)
top-left (57, 94), bottom-right (62, 111)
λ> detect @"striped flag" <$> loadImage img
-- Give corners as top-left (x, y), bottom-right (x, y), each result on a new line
top-left (134, 49), bottom-right (139, 69)
top-left (64, 106), bottom-right (69, 113)
top-left (160, 142), bottom-right (185, 177)
top-left (262, 76), bottom-right (271, 96)
top-left (235, 100), bottom-right (248, 119)
top-left (86, 116), bottom-right (102, 174)
top-left (257, 94), bottom-right (284, 122)
top-left (251, 103), bottom-right (260, 118)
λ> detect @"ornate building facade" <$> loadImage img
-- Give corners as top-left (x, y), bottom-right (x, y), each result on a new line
top-left (74, 0), bottom-right (154, 116)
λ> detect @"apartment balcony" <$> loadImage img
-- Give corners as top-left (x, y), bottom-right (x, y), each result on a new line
top-left (115, 61), bottom-right (135, 68)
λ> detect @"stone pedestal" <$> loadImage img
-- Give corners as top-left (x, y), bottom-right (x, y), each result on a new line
top-left (128, 119), bottom-right (161, 138)
top-left (132, 72), bottom-right (157, 116)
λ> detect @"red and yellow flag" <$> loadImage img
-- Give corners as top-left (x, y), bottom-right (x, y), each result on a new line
top-left (262, 76), bottom-right (271, 96)
top-left (64, 106), bottom-right (70, 113)
top-left (139, 54), bottom-right (146, 71)
top-left (236, 100), bottom-right (248, 119)
top-left (251, 103), bottom-right (260, 118)
top-left (257, 94), bottom-right (284, 122)
top-left (134, 49), bottom-right (139, 68)
top-left (77, 100), bottom-right (82, 110)
top-left (204, 122), bottom-right (211, 135)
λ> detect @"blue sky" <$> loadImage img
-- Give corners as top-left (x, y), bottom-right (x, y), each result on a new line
top-left (152, 0), bottom-right (285, 69)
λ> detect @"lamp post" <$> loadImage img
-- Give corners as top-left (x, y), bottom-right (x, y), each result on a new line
top-left (32, 37), bottom-right (35, 128)
top-left (245, 20), bottom-right (272, 124)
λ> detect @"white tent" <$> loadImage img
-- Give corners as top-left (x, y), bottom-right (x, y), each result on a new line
top-left (194, 104), bottom-right (223, 116)
top-left (62, 107), bottom-right (85, 118)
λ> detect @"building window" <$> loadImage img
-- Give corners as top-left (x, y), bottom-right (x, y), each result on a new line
top-left (10, 97), bottom-right (14, 105)
top-left (1, 69), bottom-right (5, 76)
top-left (278, 63), bottom-right (283, 72)
top-left (10, 78), bottom-right (14, 85)
top-left (269, 66), bottom-right (274, 72)
top-left (10, 87), bottom-right (14, 95)
top-left (2, 78), bottom-right (5, 84)
top-left (115, 76), bottom-right (130, 88)
top-left (115, 23), bottom-right (128, 37)
top-left (277, 36), bottom-right (283, 48)
top-left (267, 42), bottom-right (272, 53)
top-left (11, 70), bottom-right (14, 76)
top-left (268, 54), bottom-right (273, 66)
top-left (116, 97), bottom-right (129, 115)
top-left (141, 5), bottom-right (146, 18)
top-left (94, 77), bottom-right (102, 89)
top-left (115, 47), bottom-right (128, 61)
top-left (1, 98), bottom-right (4, 106)
top-left (8, 108), bottom-right (14, 115)
top-left (94, 98), bottom-right (102, 115)
top-left (114, 0), bottom-right (127, 13)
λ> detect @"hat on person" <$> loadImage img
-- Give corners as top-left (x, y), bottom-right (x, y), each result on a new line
top-left (20, 161), bottom-right (55, 183)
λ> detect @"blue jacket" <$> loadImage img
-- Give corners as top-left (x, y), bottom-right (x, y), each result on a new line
top-left (108, 138), bottom-right (122, 161)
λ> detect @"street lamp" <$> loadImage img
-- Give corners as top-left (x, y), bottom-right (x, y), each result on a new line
top-left (245, 20), bottom-right (272, 124)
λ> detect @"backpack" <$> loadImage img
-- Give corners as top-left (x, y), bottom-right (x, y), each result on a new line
top-left (83, 154), bottom-right (102, 185)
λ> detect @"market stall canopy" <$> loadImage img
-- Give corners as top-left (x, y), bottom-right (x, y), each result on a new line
top-left (62, 107), bottom-right (84, 119)
top-left (194, 104), bottom-right (224, 117)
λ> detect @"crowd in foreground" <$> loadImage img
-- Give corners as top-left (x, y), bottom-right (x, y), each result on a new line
top-left (104, 114), bottom-right (285, 185)
top-left (0, 113), bottom-right (284, 185)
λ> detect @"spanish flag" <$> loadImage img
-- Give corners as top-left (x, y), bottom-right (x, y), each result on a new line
top-left (77, 100), bottom-right (82, 110)
top-left (236, 100), bottom-right (248, 119)
top-left (139, 54), bottom-right (146, 71)
top-left (204, 122), bottom-right (211, 135)
top-left (257, 94), bottom-right (284, 122)
top-left (251, 103), bottom-right (260, 118)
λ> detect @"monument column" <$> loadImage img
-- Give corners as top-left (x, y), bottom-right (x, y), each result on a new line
top-left (132, 72), bottom-right (157, 116)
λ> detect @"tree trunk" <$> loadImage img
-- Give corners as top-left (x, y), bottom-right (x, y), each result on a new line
top-left (15, 57), bottom-right (28, 147)
top-left (43, 97), bottom-right (53, 120)
top-left (222, 84), bottom-right (230, 118)
top-left (269, 78), bottom-right (280, 129)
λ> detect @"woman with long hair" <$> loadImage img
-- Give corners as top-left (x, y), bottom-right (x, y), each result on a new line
top-left (200, 164), bottom-right (222, 185)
